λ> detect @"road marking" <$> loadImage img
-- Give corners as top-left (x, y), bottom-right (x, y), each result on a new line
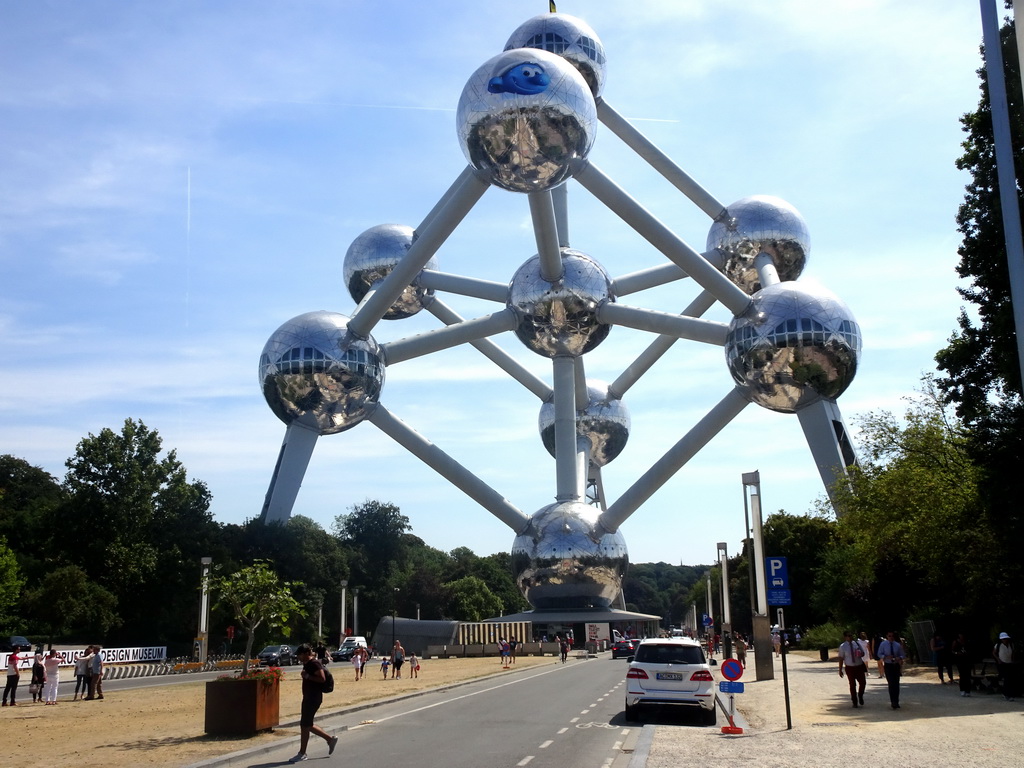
top-left (580, 709), bottom-right (590, 714)
top-left (539, 740), bottom-right (553, 749)
top-left (359, 665), bottom-right (576, 725)
top-left (557, 727), bottom-right (568, 734)
top-left (570, 717), bottom-right (579, 723)
top-left (613, 740), bottom-right (623, 749)
top-left (620, 728), bottom-right (629, 735)
top-left (517, 757), bottom-right (533, 766)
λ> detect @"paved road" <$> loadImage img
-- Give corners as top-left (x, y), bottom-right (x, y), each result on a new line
top-left (192, 656), bottom-right (713, 768)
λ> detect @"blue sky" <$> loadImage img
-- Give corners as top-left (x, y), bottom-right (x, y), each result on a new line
top-left (0, 1), bottom-right (988, 566)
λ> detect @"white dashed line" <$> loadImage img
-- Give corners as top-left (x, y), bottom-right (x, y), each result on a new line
top-left (517, 757), bottom-right (534, 766)
top-left (539, 740), bottom-right (553, 749)
top-left (570, 717), bottom-right (580, 723)
top-left (557, 727), bottom-right (568, 734)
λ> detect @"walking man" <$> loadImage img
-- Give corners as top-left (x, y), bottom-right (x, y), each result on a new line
top-left (993, 632), bottom-right (1017, 701)
top-left (877, 631), bottom-right (906, 709)
top-left (838, 631), bottom-right (868, 708)
top-left (289, 644), bottom-right (339, 763)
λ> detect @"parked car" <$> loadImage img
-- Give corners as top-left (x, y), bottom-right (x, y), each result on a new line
top-left (0, 636), bottom-right (32, 652)
top-left (624, 637), bottom-right (717, 725)
top-left (611, 640), bottom-right (635, 659)
top-left (331, 636), bottom-right (368, 663)
top-left (256, 644), bottom-right (295, 666)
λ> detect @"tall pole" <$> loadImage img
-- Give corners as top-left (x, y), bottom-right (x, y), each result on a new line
top-left (353, 588), bottom-right (360, 636)
top-left (340, 580), bottom-right (348, 644)
top-left (706, 570), bottom-right (713, 657)
top-left (743, 471), bottom-right (774, 681)
top-left (981, 0), bottom-right (1024, 392)
top-left (198, 557), bottom-right (212, 663)
top-left (718, 542), bottom-right (732, 659)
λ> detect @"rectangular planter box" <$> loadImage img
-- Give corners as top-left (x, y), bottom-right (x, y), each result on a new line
top-left (204, 678), bottom-right (280, 735)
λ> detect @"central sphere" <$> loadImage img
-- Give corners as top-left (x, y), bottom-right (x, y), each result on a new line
top-left (508, 250), bottom-right (613, 357)
top-left (725, 282), bottom-right (861, 413)
top-left (511, 501), bottom-right (628, 611)
top-left (457, 48), bottom-right (596, 193)
top-left (538, 380), bottom-right (630, 466)
top-left (260, 311), bottom-right (384, 435)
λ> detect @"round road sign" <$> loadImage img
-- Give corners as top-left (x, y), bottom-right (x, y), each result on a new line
top-left (721, 658), bottom-right (743, 681)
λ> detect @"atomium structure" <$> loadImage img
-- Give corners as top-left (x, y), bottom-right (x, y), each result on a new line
top-left (257, 12), bottom-right (861, 615)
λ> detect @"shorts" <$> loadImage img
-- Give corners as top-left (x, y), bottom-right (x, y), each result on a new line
top-left (300, 694), bottom-right (323, 728)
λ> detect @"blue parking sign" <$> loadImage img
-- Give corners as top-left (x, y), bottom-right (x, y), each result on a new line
top-left (765, 556), bottom-right (789, 589)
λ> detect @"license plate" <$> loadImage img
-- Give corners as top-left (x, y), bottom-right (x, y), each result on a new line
top-left (656, 672), bottom-right (683, 681)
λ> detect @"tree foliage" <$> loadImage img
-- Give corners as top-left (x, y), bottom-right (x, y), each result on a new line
top-left (206, 560), bottom-right (304, 674)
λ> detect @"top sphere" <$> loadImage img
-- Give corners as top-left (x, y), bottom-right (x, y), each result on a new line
top-left (343, 223), bottom-right (436, 319)
top-left (504, 13), bottom-right (607, 97)
top-left (259, 311), bottom-right (384, 435)
top-left (725, 282), bottom-right (861, 413)
top-left (457, 48), bottom-right (597, 193)
top-left (707, 195), bottom-right (809, 294)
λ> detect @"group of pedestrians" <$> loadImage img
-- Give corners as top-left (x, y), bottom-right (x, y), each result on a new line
top-left (3, 644), bottom-right (104, 707)
top-left (837, 628), bottom-right (1020, 709)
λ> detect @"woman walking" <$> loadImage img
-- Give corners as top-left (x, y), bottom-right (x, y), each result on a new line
top-left (42, 649), bottom-right (60, 704)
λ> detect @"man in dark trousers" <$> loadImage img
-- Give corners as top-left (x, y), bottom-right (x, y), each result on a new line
top-left (288, 644), bottom-right (339, 763)
top-left (838, 631), bottom-right (868, 707)
top-left (877, 631), bottom-right (906, 709)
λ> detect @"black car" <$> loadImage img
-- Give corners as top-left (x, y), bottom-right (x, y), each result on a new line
top-left (256, 644), bottom-right (295, 666)
top-left (0, 636), bottom-right (32, 652)
top-left (611, 640), bottom-right (635, 659)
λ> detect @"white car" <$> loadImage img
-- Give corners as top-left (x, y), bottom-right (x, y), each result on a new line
top-left (624, 637), bottom-right (717, 725)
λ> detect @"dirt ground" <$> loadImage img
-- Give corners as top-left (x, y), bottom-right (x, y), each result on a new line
top-left (0, 655), bottom-right (556, 767)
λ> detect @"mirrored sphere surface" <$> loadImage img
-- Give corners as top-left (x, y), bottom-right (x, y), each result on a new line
top-left (725, 282), bottom-right (861, 413)
top-left (260, 311), bottom-right (384, 434)
top-left (504, 13), bottom-right (607, 97)
top-left (707, 195), bottom-right (809, 294)
top-left (457, 48), bottom-right (597, 193)
top-left (511, 501), bottom-right (628, 610)
top-left (343, 224), bottom-right (436, 319)
top-left (539, 379), bottom-right (630, 466)
top-left (508, 250), bottom-right (613, 357)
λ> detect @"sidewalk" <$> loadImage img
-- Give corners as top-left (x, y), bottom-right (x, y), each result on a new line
top-left (642, 650), bottom-right (1024, 768)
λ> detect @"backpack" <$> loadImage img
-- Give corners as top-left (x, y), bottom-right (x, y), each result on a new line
top-left (321, 665), bottom-right (335, 693)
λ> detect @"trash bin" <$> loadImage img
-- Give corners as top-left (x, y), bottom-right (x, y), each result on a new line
top-left (819, 646), bottom-right (829, 662)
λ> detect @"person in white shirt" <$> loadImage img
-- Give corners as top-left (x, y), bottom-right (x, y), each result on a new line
top-left (877, 631), bottom-right (906, 709)
top-left (42, 649), bottom-right (60, 705)
top-left (838, 631), bottom-right (869, 708)
top-left (993, 632), bottom-right (1017, 701)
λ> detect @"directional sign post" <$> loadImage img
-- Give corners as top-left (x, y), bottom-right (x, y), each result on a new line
top-left (718, 657), bottom-right (744, 734)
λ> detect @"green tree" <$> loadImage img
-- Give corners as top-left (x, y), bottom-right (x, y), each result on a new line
top-left (0, 537), bottom-right (24, 630)
top-left (820, 382), bottom-right (997, 630)
top-left (0, 456), bottom-right (64, 580)
top-left (933, 14), bottom-right (1024, 633)
top-left (206, 560), bottom-right (305, 674)
top-left (22, 565), bottom-right (118, 645)
top-left (56, 419), bottom-right (218, 645)
top-left (762, 511), bottom-right (835, 630)
top-left (444, 575), bottom-right (503, 621)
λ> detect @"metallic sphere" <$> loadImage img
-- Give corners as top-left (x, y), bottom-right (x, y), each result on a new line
top-left (725, 282), bottom-right (861, 413)
top-left (707, 195), bottom-right (809, 294)
top-left (511, 501), bottom-right (629, 611)
top-left (538, 379), bottom-right (630, 466)
top-left (260, 311), bottom-right (385, 434)
top-left (507, 249), bottom-right (613, 357)
top-left (457, 48), bottom-right (597, 193)
top-left (504, 13), bottom-right (607, 97)
top-left (343, 224), bottom-right (436, 319)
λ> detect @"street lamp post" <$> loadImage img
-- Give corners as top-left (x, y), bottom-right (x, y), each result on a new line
top-left (198, 557), bottom-right (213, 663)
top-left (718, 542), bottom-right (732, 659)
top-left (391, 588), bottom-right (400, 659)
top-left (743, 470), bottom-right (774, 681)
top-left (340, 580), bottom-right (348, 644)
top-left (353, 588), bottom-right (360, 636)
